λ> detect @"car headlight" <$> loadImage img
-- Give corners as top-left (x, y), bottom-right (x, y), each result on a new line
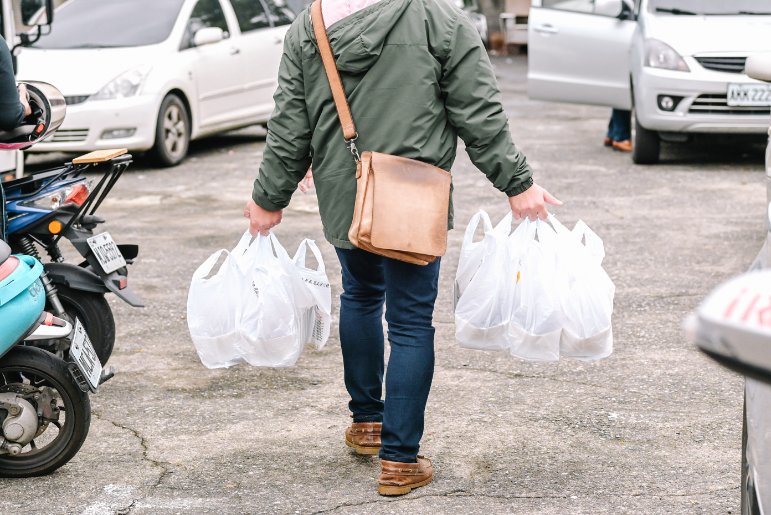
top-left (645, 39), bottom-right (689, 72)
top-left (90, 66), bottom-right (151, 101)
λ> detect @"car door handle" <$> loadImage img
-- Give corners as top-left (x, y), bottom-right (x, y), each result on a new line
top-left (230, 47), bottom-right (241, 55)
top-left (273, 36), bottom-right (283, 45)
top-left (534, 24), bottom-right (559, 34)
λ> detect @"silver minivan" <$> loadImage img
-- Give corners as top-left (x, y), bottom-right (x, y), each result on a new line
top-left (527, 0), bottom-right (771, 164)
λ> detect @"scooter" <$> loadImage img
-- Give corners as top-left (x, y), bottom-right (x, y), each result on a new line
top-left (686, 52), bottom-right (771, 515)
top-left (0, 238), bottom-right (98, 477)
top-left (1, 81), bottom-right (143, 365)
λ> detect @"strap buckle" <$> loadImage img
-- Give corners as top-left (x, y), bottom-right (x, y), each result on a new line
top-left (345, 133), bottom-right (361, 163)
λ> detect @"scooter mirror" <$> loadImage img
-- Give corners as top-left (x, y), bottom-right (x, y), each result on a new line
top-left (0, 81), bottom-right (66, 151)
top-left (687, 270), bottom-right (771, 385)
top-left (20, 0), bottom-right (54, 27)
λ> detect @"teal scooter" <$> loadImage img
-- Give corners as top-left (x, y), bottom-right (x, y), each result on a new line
top-left (0, 239), bottom-right (92, 477)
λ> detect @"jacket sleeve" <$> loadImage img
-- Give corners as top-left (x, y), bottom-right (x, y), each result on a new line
top-left (0, 36), bottom-right (25, 132)
top-left (438, 13), bottom-right (533, 197)
top-left (252, 30), bottom-right (312, 212)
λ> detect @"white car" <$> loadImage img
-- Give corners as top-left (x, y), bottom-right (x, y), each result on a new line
top-left (17, 0), bottom-right (294, 166)
top-left (527, 0), bottom-right (771, 164)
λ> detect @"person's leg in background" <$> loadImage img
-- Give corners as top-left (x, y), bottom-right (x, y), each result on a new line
top-left (376, 256), bottom-right (441, 495)
top-left (606, 108), bottom-right (632, 152)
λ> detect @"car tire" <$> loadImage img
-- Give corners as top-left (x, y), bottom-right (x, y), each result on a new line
top-left (152, 94), bottom-right (190, 167)
top-left (632, 109), bottom-right (660, 165)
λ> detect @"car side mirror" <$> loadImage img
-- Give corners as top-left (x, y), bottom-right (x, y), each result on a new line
top-left (746, 53), bottom-right (771, 83)
top-left (193, 27), bottom-right (225, 47)
top-left (594, 0), bottom-right (622, 17)
top-left (20, 0), bottom-right (54, 27)
top-left (686, 271), bottom-right (771, 386)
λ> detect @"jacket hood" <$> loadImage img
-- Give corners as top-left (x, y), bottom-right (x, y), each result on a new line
top-left (305, 0), bottom-right (413, 73)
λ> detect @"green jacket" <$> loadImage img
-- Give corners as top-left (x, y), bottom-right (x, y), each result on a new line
top-left (252, 0), bottom-right (533, 249)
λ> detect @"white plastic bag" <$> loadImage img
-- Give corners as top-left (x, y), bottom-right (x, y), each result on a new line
top-left (455, 211), bottom-right (516, 351)
top-left (550, 215), bottom-right (615, 361)
top-left (506, 218), bottom-right (562, 362)
top-left (293, 239), bottom-right (332, 349)
top-left (235, 233), bottom-right (304, 368)
top-left (187, 232), bottom-right (253, 369)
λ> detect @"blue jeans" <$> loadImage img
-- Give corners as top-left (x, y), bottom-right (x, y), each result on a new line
top-left (335, 247), bottom-right (441, 463)
top-left (607, 109), bottom-right (631, 142)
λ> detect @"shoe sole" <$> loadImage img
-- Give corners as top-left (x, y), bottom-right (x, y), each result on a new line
top-left (378, 477), bottom-right (433, 496)
top-left (345, 438), bottom-right (380, 456)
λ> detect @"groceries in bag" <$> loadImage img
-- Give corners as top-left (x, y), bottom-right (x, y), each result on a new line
top-left (235, 233), bottom-right (304, 367)
top-left (454, 210), bottom-right (515, 351)
top-left (187, 232), bottom-right (331, 369)
top-left (454, 210), bottom-right (614, 362)
top-left (506, 217), bottom-right (562, 361)
top-left (293, 239), bottom-right (332, 349)
top-left (187, 232), bottom-right (252, 369)
top-left (550, 216), bottom-right (615, 361)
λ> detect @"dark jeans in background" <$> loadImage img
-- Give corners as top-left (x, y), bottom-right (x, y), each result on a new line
top-left (607, 108), bottom-right (632, 142)
top-left (335, 247), bottom-right (441, 463)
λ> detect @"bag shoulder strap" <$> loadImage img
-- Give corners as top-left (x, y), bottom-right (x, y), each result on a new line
top-left (310, 0), bottom-right (358, 144)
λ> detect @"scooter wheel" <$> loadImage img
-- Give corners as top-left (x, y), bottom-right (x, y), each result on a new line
top-left (0, 346), bottom-right (90, 478)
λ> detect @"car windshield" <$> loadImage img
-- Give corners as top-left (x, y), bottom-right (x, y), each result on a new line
top-left (33, 0), bottom-right (185, 49)
top-left (649, 0), bottom-right (771, 15)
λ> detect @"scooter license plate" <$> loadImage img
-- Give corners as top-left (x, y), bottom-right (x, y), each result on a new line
top-left (70, 319), bottom-right (102, 392)
top-left (87, 232), bottom-right (127, 274)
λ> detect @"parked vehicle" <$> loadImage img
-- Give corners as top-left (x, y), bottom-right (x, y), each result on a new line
top-left (455, 0), bottom-right (489, 47)
top-left (687, 52), bottom-right (771, 515)
top-left (0, 238), bottom-right (97, 477)
top-left (16, 0), bottom-right (295, 167)
top-left (0, 0), bottom-right (56, 180)
top-left (527, 0), bottom-right (771, 164)
top-left (1, 80), bottom-right (143, 365)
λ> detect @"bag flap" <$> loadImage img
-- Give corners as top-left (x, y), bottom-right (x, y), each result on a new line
top-left (368, 152), bottom-right (451, 256)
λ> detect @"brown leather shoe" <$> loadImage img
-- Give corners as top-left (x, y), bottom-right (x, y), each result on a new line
top-left (603, 136), bottom-right (613, 147)
top-left (612, 139), bottom-right (633, 152)
top-left (345, 422), bottom-right (381, 456)
top-left (378, 456), bottom-right (433, 496)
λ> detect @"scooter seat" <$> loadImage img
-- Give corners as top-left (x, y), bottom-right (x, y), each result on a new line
top-left (0, 240), bottom-right (11, 266)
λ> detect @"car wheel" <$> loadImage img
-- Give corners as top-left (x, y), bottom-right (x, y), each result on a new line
top-left (632, 109), bottom-right (660, 165)
top-left (152, 94), bottom-right (190, 167)
top-left (741, 395), bottom-right (762, 515)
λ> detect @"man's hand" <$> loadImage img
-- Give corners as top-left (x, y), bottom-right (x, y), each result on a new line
top-left (244, 199), bottom-right (282, 236)
top-left (298, 168), bottom-right (314, 193)
top-left (17, 84), bottom-right (31, 117)
top-left (508, 183), bottom-right (562, 221)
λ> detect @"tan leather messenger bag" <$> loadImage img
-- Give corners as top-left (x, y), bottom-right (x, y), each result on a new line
top-left (310, 0), bottom-right (452, 266)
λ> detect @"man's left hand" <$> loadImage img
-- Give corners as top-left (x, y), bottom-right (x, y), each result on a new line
top-left (244, 199), bottom-right (283, 236)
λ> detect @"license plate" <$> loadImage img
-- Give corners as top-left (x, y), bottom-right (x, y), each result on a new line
top-left (70, 319), bottom-right (102, 392)
top-left (727, 83), bottom-right (771, 107)
top-left (87, 232), bottom-right (126, 274)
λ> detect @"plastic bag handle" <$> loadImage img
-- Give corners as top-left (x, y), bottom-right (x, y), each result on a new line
top-left (192, 249), bottom-right (230, 280)
top-left (494, 212), bottom-right (513, 236)
top-left (294, 239), bottom-right (326, 273)
top-left (572, 220), bottom-right (605, 263)
top-left (463, 210), bottom-right (493, 247)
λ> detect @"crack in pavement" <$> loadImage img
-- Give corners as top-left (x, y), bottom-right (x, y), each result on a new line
top-left (92, 411), bottom-right (174, 514)
top-left (311, 484), bottom-right (739, 513)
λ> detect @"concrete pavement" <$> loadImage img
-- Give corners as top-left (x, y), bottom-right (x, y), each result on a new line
top-left (1, 54), bottom-right (766, 514)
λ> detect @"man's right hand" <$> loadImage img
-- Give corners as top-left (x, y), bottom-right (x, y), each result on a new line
top-left (17, 84), bottom-right (31, 117)
top-left (244, 198), bottom-right (283, 236)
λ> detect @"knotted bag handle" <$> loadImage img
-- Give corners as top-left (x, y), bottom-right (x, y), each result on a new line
top-left (310, 0), bottom-right (361, 161)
